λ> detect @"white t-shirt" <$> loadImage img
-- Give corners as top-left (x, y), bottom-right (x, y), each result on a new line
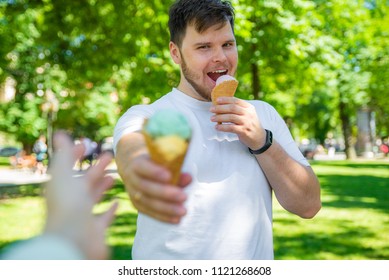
top-left (114, 88), bottom-right (309, 260)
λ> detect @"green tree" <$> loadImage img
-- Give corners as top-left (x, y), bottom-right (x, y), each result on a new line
top-left (1, 0), bottom-right (388, 159)
top-left (313, 0), bottom-right (376, 158)
top-left (364, 1), bottom-right (389, 137)
top-left (0, 2), bottom-right (47, 150)
top-left (233, 0), bottom-right (339, 142)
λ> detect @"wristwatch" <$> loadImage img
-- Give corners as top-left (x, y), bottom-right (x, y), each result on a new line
top-left (248, 129), bottom-right (273, 155)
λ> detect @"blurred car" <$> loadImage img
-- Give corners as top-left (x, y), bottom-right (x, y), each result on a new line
top-left (0, 147), bottom-right (20, 157)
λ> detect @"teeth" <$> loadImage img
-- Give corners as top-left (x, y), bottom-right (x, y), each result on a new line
top-left (211, 70), bottom-right (226, 73)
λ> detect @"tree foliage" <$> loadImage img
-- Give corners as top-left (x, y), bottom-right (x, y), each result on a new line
top-left (0, 0), bottom-right (388, 158)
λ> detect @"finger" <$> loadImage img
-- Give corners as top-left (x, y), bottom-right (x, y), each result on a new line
top-left (93, 175), bottom-right (115, 203)
top-left (211, 103), bottom-right (246, 115)
top-left (99, 200), bottom-right (119, 229)
top-left (147, 212), bottom-right (183, 224)
top-left (73, 144), bottom-right (85, 162)
top-left (85, 152), bottom-right (113, 187)
top-left (214, 123), bottom-right (249, 136)
top-left (53, 132), bottom-right (85, 162)
top-left (49, 133), bottom-right (75, 180)
top-left (132, 156), bottom-right (171, 183)
top-left (52, 131), bottom-right (72, 150)
top-left (135, 178), bottom-right (187, 203)
top-left (211, 113), bottom-right (243, 125)
top-left (178, 172), bottom-right (192, 188)
top-left (135, 197), bottom-right (187, 224)
top-left (50, 133), bottom-right (85, 180)
top-left (129, 180), bottom-right (187, 221)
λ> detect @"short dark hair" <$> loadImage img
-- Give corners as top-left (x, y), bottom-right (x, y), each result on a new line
top-left (168, 0), bottom-right (235, 47)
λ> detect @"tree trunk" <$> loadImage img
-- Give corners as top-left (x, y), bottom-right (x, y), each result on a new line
top-left (339, 101), bottom-right (357, 159)
top-left (22, 143), bottom-right (33, 155)
top-left (251, 62), bottom-right (261, 100)
top-left (251, 44), bottom-right (261, 100)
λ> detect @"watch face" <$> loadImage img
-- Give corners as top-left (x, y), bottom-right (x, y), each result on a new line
top-left (268, 130), bottom-right (273, 144)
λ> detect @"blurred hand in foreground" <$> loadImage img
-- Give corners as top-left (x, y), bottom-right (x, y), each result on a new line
top-left (44, 132), bottom-right (118, 259)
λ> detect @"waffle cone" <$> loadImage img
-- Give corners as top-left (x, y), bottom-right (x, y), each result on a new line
top-left (142, 122), bottom-right (189, 185)
top-left (211, 79), bottom-right (239, 105)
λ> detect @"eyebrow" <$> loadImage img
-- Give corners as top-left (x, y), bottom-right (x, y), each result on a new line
top-left (193, 39), bottom-right (236, 47)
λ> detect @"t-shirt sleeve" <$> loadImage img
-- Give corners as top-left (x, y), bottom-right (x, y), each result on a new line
top-left (256, 102), bottom-right (309, 167)
top-left (113, 105), bottom-right (154, 155)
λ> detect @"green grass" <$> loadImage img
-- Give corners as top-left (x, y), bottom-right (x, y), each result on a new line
top-left (0, 157), bottom-right (10, 167)
top-left (0, 185), bottom-right (45, 252)
top-left (1, 160), bottom-right (388, 259)
top-left (273, 160), bottom-right (389, 260)
top-left (0, 180), bottom-right (138, 260)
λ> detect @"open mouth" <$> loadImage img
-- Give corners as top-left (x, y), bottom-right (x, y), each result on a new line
top-left (207, 69), bottom-right (228, 82)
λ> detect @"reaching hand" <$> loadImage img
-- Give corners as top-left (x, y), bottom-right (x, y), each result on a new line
top-left (44, 132), bottom-right (118, 259)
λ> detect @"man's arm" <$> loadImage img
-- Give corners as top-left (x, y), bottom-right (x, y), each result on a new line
top-left (253, 140), bottom-right (321, 218)
top-left (115, 132), bottom-right (190, 224)
top-left (211, 97), bottom-right (321, 218)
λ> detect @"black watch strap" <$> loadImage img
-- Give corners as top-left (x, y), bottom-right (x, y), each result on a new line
top-left (248, 129), bottom-right (273, 155)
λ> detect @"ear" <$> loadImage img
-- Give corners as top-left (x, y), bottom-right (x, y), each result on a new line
top-left (169, 41), bottom-right (181, 65)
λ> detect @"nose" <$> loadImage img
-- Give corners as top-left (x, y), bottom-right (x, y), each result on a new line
top-left (212, 47), bottom-right (227, 63)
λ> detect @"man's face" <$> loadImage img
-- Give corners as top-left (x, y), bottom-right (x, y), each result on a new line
top-left (170, 21), bottom-right (238, 101)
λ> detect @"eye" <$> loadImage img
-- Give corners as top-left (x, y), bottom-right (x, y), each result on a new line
top-left (198, 45), bottom-right (209, 49)
top-left (223, 42), bottom-right (235, 48)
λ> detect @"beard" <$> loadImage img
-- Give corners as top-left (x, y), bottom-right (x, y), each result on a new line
top-left (180, 53), bottom-right (212, 102)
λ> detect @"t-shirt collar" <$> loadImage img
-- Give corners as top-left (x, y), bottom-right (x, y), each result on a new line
top-left (171, 88), bottom-right (212, 111)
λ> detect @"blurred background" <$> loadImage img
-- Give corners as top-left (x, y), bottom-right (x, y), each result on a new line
top-left (0, 0), bottom-right (388, 159)
top-left (0, 0), bottom-right (388, 260)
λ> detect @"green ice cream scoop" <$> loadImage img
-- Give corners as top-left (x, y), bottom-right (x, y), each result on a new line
top-left (145, 110), bottom-right (191, 139)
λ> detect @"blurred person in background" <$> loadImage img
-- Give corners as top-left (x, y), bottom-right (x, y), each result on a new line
top-left (33, 134), bottom-right (48, 174)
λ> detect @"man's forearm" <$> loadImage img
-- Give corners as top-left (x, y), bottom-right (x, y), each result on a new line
top-left (255, 140), bottom-right (321, 218)
top-left (115, 132), bottom-right (148, 186)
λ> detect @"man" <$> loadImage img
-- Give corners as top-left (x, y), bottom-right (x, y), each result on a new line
top-left (114, 0), bottom-right (321, 259)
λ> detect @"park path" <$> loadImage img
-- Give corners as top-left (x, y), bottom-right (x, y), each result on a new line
top-left (0, 169), bottom-right (50, 186)
top-left (0, 162), bottom-right (118, 187)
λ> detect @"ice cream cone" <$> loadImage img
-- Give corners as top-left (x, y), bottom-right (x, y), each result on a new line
top-left (142, 119), bottom-right (190, 185)
top-left (211, 78), bottom-right (239, 105)
top-left (211, 75), bottom-right (239, 124)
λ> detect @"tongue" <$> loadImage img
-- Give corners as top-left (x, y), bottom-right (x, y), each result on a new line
top-left (208, 72), bottom-right (226, 82)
